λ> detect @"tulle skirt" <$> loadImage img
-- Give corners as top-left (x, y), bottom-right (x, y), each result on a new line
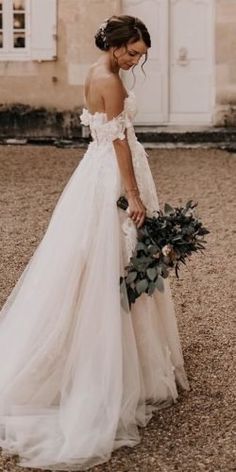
top-left (0, 140), bottom-right (189, 470)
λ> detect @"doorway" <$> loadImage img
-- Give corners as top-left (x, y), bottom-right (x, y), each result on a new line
top-left (122, 0), bottom-right (215, 125)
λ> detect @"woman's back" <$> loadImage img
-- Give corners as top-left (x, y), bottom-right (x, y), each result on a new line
top-left (84, 61), bottom-right (128, 117)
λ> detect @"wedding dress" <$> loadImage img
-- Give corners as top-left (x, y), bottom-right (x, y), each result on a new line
top-left (0, 90), bottom-right (189, 470)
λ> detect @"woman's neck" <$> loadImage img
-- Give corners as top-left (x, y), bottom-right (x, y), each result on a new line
top-left (97, 52), bottom-right (120, 74)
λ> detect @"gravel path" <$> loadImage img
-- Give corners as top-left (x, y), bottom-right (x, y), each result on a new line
top-left (0, 146), bottom-right (235, 472)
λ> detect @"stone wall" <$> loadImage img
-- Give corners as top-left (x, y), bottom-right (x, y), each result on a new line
top-left (0, 0), bottom-right (236, 130)
top-left (0, 0), bottom-right (121, 110)
top-left (215, 0), bottom-right (236, 125)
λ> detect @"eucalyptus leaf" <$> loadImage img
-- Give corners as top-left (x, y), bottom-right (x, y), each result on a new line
top-left (136, 242), bottom-right (147, 252)
top-left (148, 244), bottom-right (159, 256)
top-left (148, 282), bottom-right (156, 295)
top-left (136, 279), bottom-right (149, 294)
top-left (127, 286), bottom-right (137, 304)
top-left (120, 279), bottom-right (130, 313)
top-left (155, 276), bottom-right (164, 292)
top-left (126, 272), bottom-right (137, 284)
top-left (147, 267), bottom-right (157, 281)
top-left (161, 266), bottom-right (169, 278)
top-left (164, 203), bottom-right (174, 214)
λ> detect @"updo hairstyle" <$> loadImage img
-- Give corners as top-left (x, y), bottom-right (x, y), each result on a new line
top-left (95, 15), bottom-right (151, 53)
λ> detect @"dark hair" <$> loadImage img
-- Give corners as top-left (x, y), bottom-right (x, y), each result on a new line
top-left (95, 15), bottom-right (151, 84)
top-left (95, 15), bottom-right (151, 52)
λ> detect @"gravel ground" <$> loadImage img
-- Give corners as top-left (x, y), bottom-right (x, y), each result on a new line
top-left (0, 145), bottom-right (235, 472)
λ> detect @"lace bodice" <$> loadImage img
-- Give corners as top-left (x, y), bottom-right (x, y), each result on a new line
top-left (80, 90), bottom-right (159, 265)
top-left (80, 91), bottom-right (137, 144)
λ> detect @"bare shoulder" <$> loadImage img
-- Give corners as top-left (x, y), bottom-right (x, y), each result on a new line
top-left (89, 67), bottom-right (125, 95)
top-left (101, 73), bottom-right (124, 94)
top-left (101, 74), bottom-right (127, 119)
top-left (84, 64), bottom-right (127, 118)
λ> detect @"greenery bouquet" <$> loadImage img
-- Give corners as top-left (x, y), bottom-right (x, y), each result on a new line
top-left (117, 196), bottom-right (209, 311)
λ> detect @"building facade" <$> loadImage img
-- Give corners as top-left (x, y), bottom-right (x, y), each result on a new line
top-left (0, 0), bottom-right (235, 131)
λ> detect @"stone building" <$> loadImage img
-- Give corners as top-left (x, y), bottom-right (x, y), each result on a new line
top-left (0, 0), bottom-right (235, 135)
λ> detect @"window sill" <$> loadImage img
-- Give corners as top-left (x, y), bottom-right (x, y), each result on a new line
top-left (0, 49), bottom-right (31, 60)
top-left (0, 55), bottom-right (57, 62)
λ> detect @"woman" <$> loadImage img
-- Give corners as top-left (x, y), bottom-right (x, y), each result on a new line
top-left (0, 15), bottom-right (189, 471)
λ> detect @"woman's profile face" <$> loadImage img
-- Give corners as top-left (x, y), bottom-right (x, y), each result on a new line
top-left (113, 39), bottom-right (148, 70)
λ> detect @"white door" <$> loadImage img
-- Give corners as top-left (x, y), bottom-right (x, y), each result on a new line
top-left (169, 0), bottom-right (214, 124)
top-left (122, 0), bottom-right (214, 125)
top-left (122, 0), bottom-right (168, 125)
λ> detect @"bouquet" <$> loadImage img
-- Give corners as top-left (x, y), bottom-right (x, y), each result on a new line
top-left (117, 196), bottom-right (209, 311)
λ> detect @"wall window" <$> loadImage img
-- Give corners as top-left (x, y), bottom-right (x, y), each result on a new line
top-left (0, 0), bottom-right (57, 61)
top-left (0, 0), bottom-right (29, 56)
top-left (13, 0), bottom-right (27, 49)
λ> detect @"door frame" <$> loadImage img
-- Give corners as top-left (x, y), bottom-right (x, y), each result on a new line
top-left (122, 0), bottom-right (215, 126)
top-left (167, 0), bottom-right (215, 125)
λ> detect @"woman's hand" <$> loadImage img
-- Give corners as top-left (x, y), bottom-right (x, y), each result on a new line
top-left (127, 192), bottom-right (146, 228)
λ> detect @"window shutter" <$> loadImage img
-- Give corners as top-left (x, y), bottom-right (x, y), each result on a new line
top-left (31, 0), bottom-right (57, 61)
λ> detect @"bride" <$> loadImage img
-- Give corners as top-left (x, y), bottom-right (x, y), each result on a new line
top-left (0, 15), bottom-right (189, 471)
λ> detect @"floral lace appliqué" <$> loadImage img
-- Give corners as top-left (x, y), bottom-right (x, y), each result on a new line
top-left (80, 91), bottom-right (160, 264)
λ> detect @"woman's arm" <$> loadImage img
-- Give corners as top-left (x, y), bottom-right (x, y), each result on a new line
top-left (102, 76), bottom-right (146, 228)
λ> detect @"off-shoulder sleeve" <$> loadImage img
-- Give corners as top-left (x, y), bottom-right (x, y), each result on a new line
top-left (80, 108), bottom-right (133, 143)
top-left (103, 111), bottom-right (132, 142)
top-left (80, 108), bottom-right (90, 126)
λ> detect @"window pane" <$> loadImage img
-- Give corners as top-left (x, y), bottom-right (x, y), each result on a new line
top-left (13, 13), bottom-right (25, 29)
top-left (0, 33), bottom-right (2, 48)
top-left (14, 32), bottom-right (25, 48)
top-left (0, 13), bottom-right (2, 29)
top-left (13, 0), bottom-right (25, 10)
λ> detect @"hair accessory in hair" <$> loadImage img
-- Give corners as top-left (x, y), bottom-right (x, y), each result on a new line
top-left (98, 18), bottom-right (109, 49)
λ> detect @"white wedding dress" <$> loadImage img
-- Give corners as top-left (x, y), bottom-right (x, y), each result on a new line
top-left (0, 90), bottom-right (189, 470)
